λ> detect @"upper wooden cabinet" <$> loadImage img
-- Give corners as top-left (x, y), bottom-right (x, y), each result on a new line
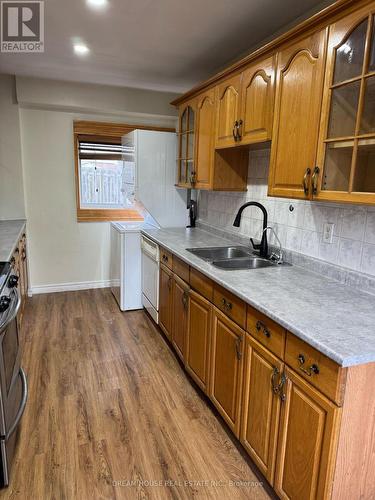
top-left (215, 57), bottom-right (275, 148)
top-left (268, 29), bottom-right (328, 199)
top-left (215, 75), bottom-right (242, 148)
top-left (177, 101), bottom-right (196, 188)
top-left (315, 4), bottom-right (375, 204)
top-left (240, 55), bottom-right (276, 145)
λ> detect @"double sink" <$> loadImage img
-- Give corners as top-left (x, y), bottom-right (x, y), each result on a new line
top-left (186, 246), bottom-right (279, 270)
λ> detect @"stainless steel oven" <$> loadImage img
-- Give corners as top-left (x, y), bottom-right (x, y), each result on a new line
top-left (0, 262), bottom-right (28, 487)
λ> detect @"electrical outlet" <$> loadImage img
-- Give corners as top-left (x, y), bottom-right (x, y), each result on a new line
top-left (323, 222), bottom-right (334, 244)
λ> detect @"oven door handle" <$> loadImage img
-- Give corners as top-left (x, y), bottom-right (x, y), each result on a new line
top-left (0, 289), bottom-right (21, 333)
top-left (6, 368), bottom-right (28, 440)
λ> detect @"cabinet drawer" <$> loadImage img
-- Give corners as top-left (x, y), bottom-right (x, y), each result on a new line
top-left (213, 284), bottom-right (246, 329)
top-left (247, 306), bottom-right (286, 359)
top-left (160, 247), bottom-right (173, 269)
top-left (285, 333), bottom-right (346, 405)
top-left (190, 268), bottom-right (213, 301)
top-left (172, 255), bottom-right (190, 283)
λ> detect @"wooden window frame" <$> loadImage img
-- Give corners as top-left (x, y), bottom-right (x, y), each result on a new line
top-left (74, 120), bottom-right (175, 222)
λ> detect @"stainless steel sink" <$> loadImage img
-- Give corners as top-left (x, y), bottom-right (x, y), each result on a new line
top-left (186, 246), bottom-right (253, 261)
top-left (212, 257), bottom-right (276, 270)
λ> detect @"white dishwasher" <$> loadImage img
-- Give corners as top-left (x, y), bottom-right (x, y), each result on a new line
top-left (141, 235), bottom-right (160, 323)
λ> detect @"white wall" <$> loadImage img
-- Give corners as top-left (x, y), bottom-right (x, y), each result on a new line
top-left (199, 148), bottom-right (375, 277)
top-left (0, 74), bottom-right (25, 219)
top-left (18, 77), bottom-right (178, 292)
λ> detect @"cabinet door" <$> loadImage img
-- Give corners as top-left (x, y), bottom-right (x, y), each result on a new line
top-left (215, 74), bottom-right (241, 148)
top-left (195, 89), bottom-right (216, 189)
top-left (240, 335), bottom-right (283, 485)
top-left (240, 55), bottom-right (276, 145)
top-left (186, 290), bottom-right (212, 393)
top-left (177, 102), bottom-right (196, 187)
top-left (315, 5), bottom-right (375, 205)
top-left (210, 307), bottom-right (244, 437)
top-left (268, 30), bottom-right (327, 199)
top-left (159, 263), bottom-right (173, 339)
top-left (275, 368), bottom-right (341, 500)
top-left (172, 275), bottom-right (189, 361)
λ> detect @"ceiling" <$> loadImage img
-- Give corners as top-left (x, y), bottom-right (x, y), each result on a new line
top-left (0, 0), bottom-right (334, 93)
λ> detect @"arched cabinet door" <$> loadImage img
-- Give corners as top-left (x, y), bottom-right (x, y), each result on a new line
top-left (268, 30), bottom-right (327, 200)
top-left (215, 75), bottom-right (241, 148)
top-left (240, 55), bottom-right (276, 145)
top-left (316, 3), bottom-right (375, 205)
top-left (195, 89), bottom-right (216, 189)
top-left (177, 102), bottom-right (196, 187)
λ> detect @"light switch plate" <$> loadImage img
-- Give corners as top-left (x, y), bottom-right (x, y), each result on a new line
top-left (323, 222), bottom-right (335, 244)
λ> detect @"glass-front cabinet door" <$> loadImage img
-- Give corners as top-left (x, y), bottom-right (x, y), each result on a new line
top-left (177, 102), bottom-right (196, 187)
top-left (316, 6), bottom-right (375, 203)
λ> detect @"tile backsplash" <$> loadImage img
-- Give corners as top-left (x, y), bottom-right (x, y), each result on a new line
top-left (198, 148), bottom-right (375, 277)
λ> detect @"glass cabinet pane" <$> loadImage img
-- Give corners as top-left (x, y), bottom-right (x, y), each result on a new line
top-left (369, 17), bottom-right (375, 72)
top-left (333, 20), bottom-right (367, 84)
top-left (180, 133), bottom-right (187, 159)
top-left (188, 107), bottom-right (195, 131)
top-left (187, 160), bottom-right (195, 184)
top-left (323, 141), bottom-right (354, 191)
top-left (181, 109), bottom-right (188, 133)
top-left (352, 140), bottom-right (375, 192)
top-left (187, 132), bottom-right (194, 159)
top-left (360, 77), bottom-right (375, 134)
top-left (179, 160), bottom-right (187, 184)
top-left (327, 81), bottom-right (360, 138)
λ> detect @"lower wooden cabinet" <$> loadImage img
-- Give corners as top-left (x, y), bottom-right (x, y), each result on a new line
top-left (171, 274), bottom-right (189, 361)
top-left (159, 263), bottom-right (173, 339)
top-left (186, 290), bottom-right (212, 392)
top-left (209, 307), bottom-right (244, 437)
top-left (240, 334), bottom-right (283, 485)
top-left (274, 368), bottom-right (340, 500)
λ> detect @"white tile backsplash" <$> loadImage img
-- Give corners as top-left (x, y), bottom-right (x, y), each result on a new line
top-left (198, 147), bottom-right (375, 277)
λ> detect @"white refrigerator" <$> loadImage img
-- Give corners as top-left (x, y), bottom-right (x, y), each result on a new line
top-left (110, 130), bottom-right (187, 312)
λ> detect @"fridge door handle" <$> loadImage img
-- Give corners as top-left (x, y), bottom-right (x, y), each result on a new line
top-left (6, 368), bottom-right (28, 440)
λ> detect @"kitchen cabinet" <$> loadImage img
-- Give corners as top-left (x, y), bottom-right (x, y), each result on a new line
top-left (215, 74), bottom-right (242, 148)
top-left (239, 55), bottom-right (275, 145)
top-left (315, 4), bottom-right (375, 204)
top-left (177, 101), bottom-right (196, 188)
top-left (159, 263), bottom-right (173, 339)
top-left (275, 368), bottom-right (340, 500)
top-left (171, 275), bottom-right (189, 361)
top-left (209, 307), bottom-right (244, 437)
top-left (186, 289), bottom-right (212, 393)
top-left (241, 335), bottom-right (283, 485)
top-left (214, 56), bottom-right (275, 148)
top-left (194, 89), bottom-right (216, 189)
top-left (268, 29), bottom-right (328, 199)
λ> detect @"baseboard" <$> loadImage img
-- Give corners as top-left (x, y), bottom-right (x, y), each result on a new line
top-left (29, 279), bottom-right (115, 296)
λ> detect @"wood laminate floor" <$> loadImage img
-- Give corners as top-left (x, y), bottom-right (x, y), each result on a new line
top-left (1, 289), bottom-right (274, 500)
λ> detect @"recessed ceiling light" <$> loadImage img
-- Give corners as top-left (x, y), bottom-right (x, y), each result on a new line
top-left (74, 43), bottom-right (89, 55)
top-left (87, 0), bottom-right (108, 9)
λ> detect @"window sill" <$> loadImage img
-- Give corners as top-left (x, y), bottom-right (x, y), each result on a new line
top-left (77, 209), bottom-right (144, 223)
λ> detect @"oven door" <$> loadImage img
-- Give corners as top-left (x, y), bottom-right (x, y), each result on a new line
top-left (0, 289), bottom-right (22, 437)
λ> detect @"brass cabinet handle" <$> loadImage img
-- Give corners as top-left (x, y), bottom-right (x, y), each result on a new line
top-left (235, 336), bottom-right (242, 361)
top-left (271, 367), bottom-right (287, 401)
top-left (256, 320), bottom-right (271, 338)
top-left (162, 254), bottom-right (168, 263)
top-left (167, 276), bottom-right (172, 290)
top-left (236, 119), bottom-right (243, 141)
top-left (182, 290), bottom-right (189, 309)
top-left (303, 168), bottom-right (311, 195)
top-left (298, 354), bottom-right (320, 376)
top-left (311, 166), bottom-right (320, 195)
top-left (232, 121), bottom-right (239, 141)
top-left (221, 297), bottom-right (232, 311)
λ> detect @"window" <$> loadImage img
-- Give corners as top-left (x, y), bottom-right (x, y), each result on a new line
top-left (74, 121), bottom-right (173, 222)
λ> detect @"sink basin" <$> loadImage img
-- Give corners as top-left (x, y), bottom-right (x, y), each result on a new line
top-left (186, 246), bottom-right (252, 261)
top-left (212, 257), bottom-right (276, 270)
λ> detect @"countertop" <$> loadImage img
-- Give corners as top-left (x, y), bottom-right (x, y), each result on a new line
top-left (142, 226), bottom-right (375, 368)
top-left (0, 220), bottom-right (26, 262)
